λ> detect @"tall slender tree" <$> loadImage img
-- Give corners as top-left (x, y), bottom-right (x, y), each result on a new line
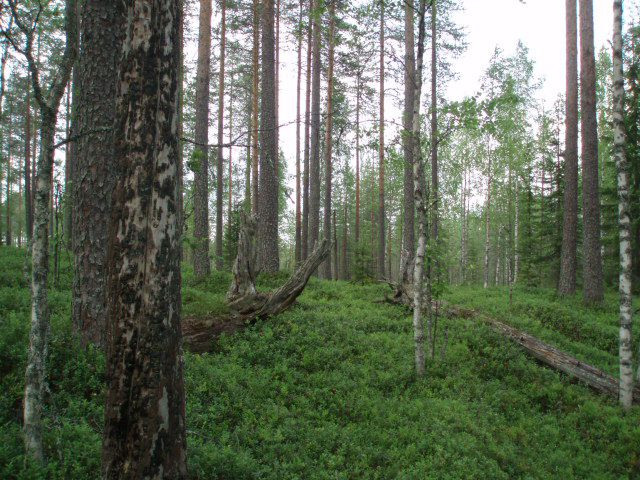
top-left (216, 0), bottom-right (227, 270)
top-left (559, 0), bottom-right (579, 296)
top-left (102, 0), bottom-right (187, 476)
top-left (308, 0), bottom-right (322, 257)
top-left (5, 0), bottom-right (79, 461)
top-left (302, 0), bottom-right (313, 260)
top-left (72, 0), bottom-right (124, 348)
top-left (400, 0), bottom-right (415, 284)
top-left (580, 0), bottom-right (604, 304)
top-left (322, 0), bottom-right (336, 279)
top-left (295, 0), bottom-right (303, 264)
top-left (612, 0), bottom-right (633, 411)
top-left (412, 0), bottom-right (428, 378)
top-left (193, 0), bottom-right (213, 277)
top-left (251, 0), bottom-right (260, 214)
top-left (24, 87), bottom-right (32, 242)
top-left (430, 0), bottom-right (439, 242)
top-left (378, 0), bottom-right (386, 279)
top-left (257, 0), bottom-right (280, 272)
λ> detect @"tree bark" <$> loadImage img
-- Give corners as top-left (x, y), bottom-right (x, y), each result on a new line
top-left (72, 0), bottom-right (123, 348)
top-left (411, 0), bottom-right (428, 378)
top-left (378, 0), bottom-right (386, 279)
top-left (355, 72), bottom-right (361, 244)
top-left (193, 0), bottom-right (213, 277)
top-left (302, 0), bottom-right (312, 260)
top-left (308, 0), bottom-right (321, 259)
top-left (559, 0), bottom-right (579, 296)
top-left (401, 0), bottom-right (415, 285)
top-left (251, 0), bottom-right (260, 214)
top-left (612, 0), bottom-right (633, 411)
top-left (6, 108), bottom-right (12, 247)
top-left (102, 1), bottom-right (187, 477)
top-left (483, 143), bottom-right (492, 290)
top-left (18, 0), bottom-right (78, 461)
top-left (579, 0), bottom-right (604, 304)
top-left (430, 0), bottom-right (439, 243)
top-left (216, 0), bottom-right (227, 271)
top-left (295, 0), bottom-right (303, 265)
top-left (322, 0), bottom-right (335, 279)
top-left (257, 0), bottom-right (279, 272)
top-left (25, 87), bottom-right (32, 243)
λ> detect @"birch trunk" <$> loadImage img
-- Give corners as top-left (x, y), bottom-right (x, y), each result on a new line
top-left (612, 0), bottom-right (633, 411)
top-left (20, 0), bottom-right (78, 461)
top-left (400, 0), bottom-right (415, 285)
top-left (411, 0), bottom-right (428, 378)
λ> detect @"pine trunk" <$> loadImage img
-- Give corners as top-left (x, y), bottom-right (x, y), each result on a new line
top-left (257, 0), bottom-right (280, 272)
top-left (102, 1), bottom-right (187, 476)
top-left (302, 0), bottom-right (312, 260)
top-left (308, 1), bottom-right (321, 257)
top-left (216, 0), bottom-right (227, 271)
top-left (72, 0), bottom-right (123, 348)
top-left (579, 0), bottom-right (604, 304)
top-left (295, 0), bottom-right (303, 264)
top-left (322, 0), bottom-right (335, 279)
top-left (355, 73), bottom-right (361, 244)
top-left (378, 0), bottom-right (386, 279)
top-left (251, 0), bottom-right (260, 214)
top-left (193, 0), bottom-right (212, 277)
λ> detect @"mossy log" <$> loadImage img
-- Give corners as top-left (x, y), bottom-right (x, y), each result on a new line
top-left (183, 213), bottom-right (330, 353)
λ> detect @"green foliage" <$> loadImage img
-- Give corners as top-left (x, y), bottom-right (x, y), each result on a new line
top-left (1, 247), bottom-right (639, 479)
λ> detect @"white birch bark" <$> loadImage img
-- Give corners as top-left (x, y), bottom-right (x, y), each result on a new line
top-left (411, 0), bottom-right (428, 378)
top-left (612, 0), bottom-right (633, 410)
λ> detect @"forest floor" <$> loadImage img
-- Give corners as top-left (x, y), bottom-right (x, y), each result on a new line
top-left (1, 246), bottom-right (639, 479)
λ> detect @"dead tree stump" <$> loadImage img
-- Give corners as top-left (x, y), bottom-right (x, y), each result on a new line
top-left (183, 213), bottom-right (330, 352)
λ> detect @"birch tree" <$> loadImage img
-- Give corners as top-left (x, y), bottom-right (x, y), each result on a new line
top-left (4, 0), bottom-right (78, 461)
top-left (612, 0), bottom-right (633, 411)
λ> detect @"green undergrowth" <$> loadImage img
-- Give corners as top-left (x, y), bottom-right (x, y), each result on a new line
top-left (444, 285), bottom-right (640, 378)
top-left (1, 246), bottom-right (639, 478)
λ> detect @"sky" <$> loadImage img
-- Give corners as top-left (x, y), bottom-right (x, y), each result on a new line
top-left (265, 0), bottom-right (624, 220)
top-left (274, 0), bottom-right (618, 166)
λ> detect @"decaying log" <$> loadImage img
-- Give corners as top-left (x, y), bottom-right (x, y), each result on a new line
top-left (387, 285), bottom-right (639, 403)
top-left (183, 213), bottom-right (330, 353)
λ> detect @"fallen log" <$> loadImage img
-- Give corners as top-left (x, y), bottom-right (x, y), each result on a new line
top-left (388, 283), bottom-right (639, 403)
top-left (183, 213), bottom-right (330, 353)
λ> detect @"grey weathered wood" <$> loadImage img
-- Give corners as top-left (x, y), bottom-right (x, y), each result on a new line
top-left (184, 214), bottom-right (330, 353)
